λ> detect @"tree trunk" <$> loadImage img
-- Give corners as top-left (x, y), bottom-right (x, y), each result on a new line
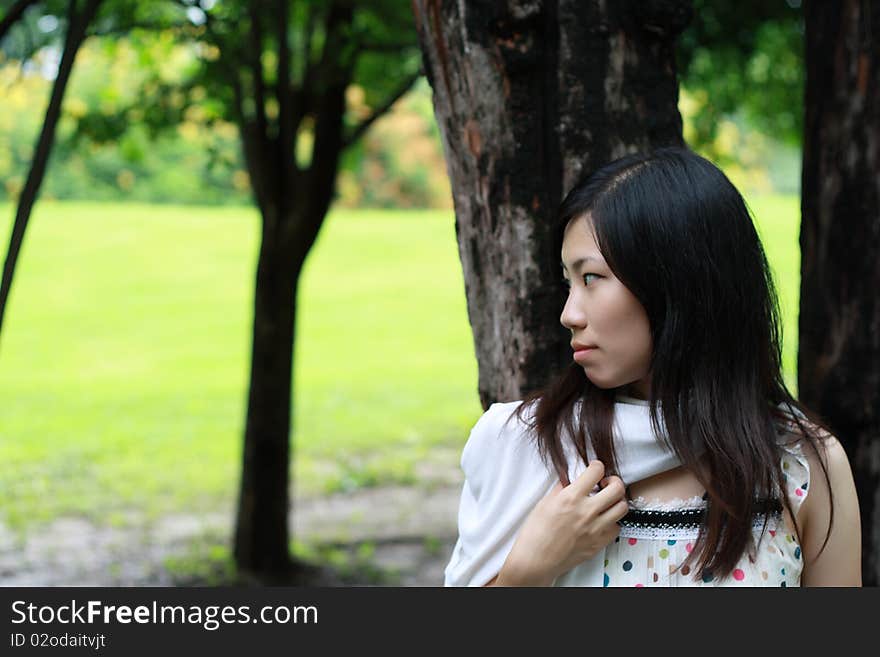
top-left (0, 0), bottom-right (41, 43)
top-left (234, 209), bottom-right (302, 580)
top-left (0, 0), bottom-right (102, 346)
top-left (412, 0), bottom-right (690, 407)
top-left (799, 0), bottom-right (880, 586)
top-left (231, 81), bottom-right (348, 583)
top-left (228, 0), bottom-right (354, 581)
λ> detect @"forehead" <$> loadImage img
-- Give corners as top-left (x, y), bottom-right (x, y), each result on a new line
top-left (561, 216), bottom-right (604, 267)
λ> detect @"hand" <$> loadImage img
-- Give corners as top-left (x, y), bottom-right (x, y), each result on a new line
top-left (496, 460), bottom-right (629, 586)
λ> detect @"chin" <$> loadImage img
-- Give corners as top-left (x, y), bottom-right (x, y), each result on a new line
top-left (584, 369), bottom-right (635, 391)
top-left (584, 373), bottom-right (620, 390)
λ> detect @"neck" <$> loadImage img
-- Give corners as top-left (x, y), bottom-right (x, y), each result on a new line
top-left (622, 381), bottom-right (651, 401)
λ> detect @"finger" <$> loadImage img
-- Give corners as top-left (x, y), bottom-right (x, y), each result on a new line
top-left (596, 497), bottom-right (630, 524)
top-left (568, 460), bottom-right (605, 496)
top-left (590, 477), bottom-right (627, 510)
top-left (577, 500), bottom-right (627, 546)
top-left (599, 475), bottom-right (629, 497)
top-left (599, 475), bottom-right (626, 494)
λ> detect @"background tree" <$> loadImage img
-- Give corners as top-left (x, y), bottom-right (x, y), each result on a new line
top-left (0, 0), bottom-right (184, 340)
top-left (2, 0), bottom-right (423, 582)
top-left (175, 0), bottom-right (421, 581)
top-left (799, 0), bottom-right (879, 586)
top-left (0, 0), bottom-right (103, 342)
top-left (0, 0), bottom-right (40, 40)
top-left (413, 0), bottom-right (690, 406)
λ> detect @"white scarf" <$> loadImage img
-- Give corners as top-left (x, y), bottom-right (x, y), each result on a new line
top-left (444, 396), bottom-right (681, 586)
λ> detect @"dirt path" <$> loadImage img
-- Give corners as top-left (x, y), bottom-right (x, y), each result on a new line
top-left (0, 480), bottom-right (463, 587)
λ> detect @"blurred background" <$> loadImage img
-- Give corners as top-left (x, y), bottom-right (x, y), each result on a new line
top-left (0, 0), bottom-right (815, 585)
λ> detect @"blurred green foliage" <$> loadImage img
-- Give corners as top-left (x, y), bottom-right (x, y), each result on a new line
top-left (677, 0), bottom-right (804, 158)
top-left (0, 0), bottom-right (804, 206)
top-left (337, 77), bottom-right (452, 209)
top-left (1, 37), bottom-right (249, 204)
top-left (0, 40), bottom-right (451, 206)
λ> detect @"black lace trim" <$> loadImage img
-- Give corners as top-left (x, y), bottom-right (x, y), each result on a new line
top-left (619, 498), bottom-right (784, 529)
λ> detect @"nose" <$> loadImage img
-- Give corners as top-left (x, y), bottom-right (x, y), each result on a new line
top-left (560, 289), bottom-right (586, 331)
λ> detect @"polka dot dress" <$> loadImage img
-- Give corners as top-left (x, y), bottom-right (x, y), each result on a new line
top-left (602, 443), bottom-right (809, 587)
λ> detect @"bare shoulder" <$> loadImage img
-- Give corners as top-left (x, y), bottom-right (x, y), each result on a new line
top-left (797, 431), bottom-right (853, 498)
top-left (817, 434), bottom-right (852, 474)
top-left (793, 430), bottom-right (862, 586)
top-left (775, 413), bottom-right (847, 483)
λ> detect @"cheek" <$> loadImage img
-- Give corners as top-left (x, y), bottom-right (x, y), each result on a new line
top-left (606, 291), bottom-right (652, 361)
top-left (625, 309), bottom-right (653, 368)
top-left (597, 286), bottom-right (640, 330)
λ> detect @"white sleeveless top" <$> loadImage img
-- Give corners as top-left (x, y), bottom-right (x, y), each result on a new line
top-left (602, 441), bottom-right (809, 587)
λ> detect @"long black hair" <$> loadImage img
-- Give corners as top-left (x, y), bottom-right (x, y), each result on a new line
top-left (515, 147), bottom-right (832, 580)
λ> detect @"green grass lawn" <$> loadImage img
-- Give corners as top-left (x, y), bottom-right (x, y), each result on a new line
top-left (0, 195), bottom-right (801, 532)
top-left (0, 202), bottom-right (481, 531)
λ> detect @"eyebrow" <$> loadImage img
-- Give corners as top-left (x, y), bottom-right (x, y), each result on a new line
top-left (560, 256), bottom-right (603, 272)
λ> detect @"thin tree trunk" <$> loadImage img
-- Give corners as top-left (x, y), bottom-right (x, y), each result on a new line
top-left (232, 2), bottom-right (352, 579)
top-left (0, 0), bottom-right (41, 43)
top-left (0, 0), bottom-right (102, 347)
top-left (233, 195), bottom-right (335, 581)
top-left (413, 0), bottom-right (690, 407)
top-left (799, 0), bottom-right (880, 585)
top-left (234, 210), bottom-right (301, 579)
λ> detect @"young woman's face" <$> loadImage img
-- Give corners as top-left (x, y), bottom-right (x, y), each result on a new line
top-left (560, 215), bottom-right (653, 398)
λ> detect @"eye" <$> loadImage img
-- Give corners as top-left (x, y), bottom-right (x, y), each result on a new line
top-left (562, 274), bottom-right (601, 289)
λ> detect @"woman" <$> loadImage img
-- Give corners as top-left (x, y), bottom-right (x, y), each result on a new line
top-left (444, 147), bottom-right (861, 587)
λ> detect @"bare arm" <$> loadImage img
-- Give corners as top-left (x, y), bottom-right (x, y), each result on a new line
top-left (799, 435), bottom-right (861, 587)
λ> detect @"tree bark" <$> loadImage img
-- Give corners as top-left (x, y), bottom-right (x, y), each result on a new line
top-left (800, 0), bottom-right (880, 586)
top-left (412, 0), bottom-right (690, 407)
top-left (0, 0), bottom-right (102, 347)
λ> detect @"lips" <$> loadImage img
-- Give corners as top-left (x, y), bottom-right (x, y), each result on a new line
top-left (571, 341), bottom-right (598, 352)
top-left (571, 341), bottom-right (598, 363)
